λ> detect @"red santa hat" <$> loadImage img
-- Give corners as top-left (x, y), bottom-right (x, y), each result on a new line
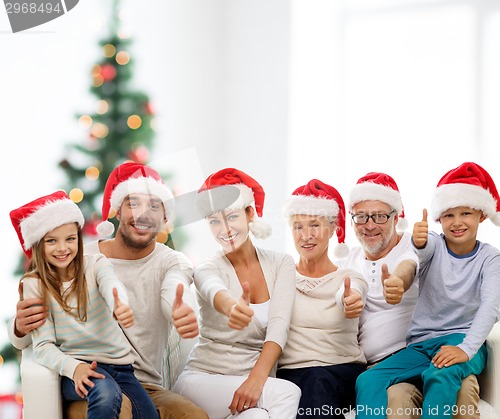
top-left (198, 168), bottom-right (272, 239)
top-left (284, 179), bottom-right (349, 258)
top-left (10, 190), bottom-right (85, 258)
top-left (431, 161), bottom-right (500, 225)
top-left (96, 162), bottom-right (174, 236)
top-left (348, 172), bottom-right (408, 231)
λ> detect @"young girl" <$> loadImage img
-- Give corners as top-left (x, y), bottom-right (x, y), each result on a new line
top-left (10, 190), bottom-right (158, 419)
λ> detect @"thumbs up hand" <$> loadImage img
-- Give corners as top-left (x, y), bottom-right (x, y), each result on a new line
top-left (381, 263), bottom-right (404, 305)
top-left (113, 287), bottom-right (134, 328)
top-left (228, 282), bottom-right (254, 330)
top-left (413, 209), bottom-right (429, 249)
top-left (172, 283), bottom-right (199, 339)
top-left (343, 276), bottom-right (363, 319)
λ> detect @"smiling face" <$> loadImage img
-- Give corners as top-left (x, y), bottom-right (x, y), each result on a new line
top-left (206, 207), bottom-right (253, 253)
top-left (351, 200), bottom-right (399, 260)
top-left (116, 193), bottom-right (166, 249)
top-left (438, 206), bottom-right (485, 254)
top-left (42, 222), bottom-right (79, 279)
top-left (290, 214), bottom-right (335, 263)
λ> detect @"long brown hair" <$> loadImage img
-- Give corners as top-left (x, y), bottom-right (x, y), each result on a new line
top-left (21, 225), bottom-right (88, 322)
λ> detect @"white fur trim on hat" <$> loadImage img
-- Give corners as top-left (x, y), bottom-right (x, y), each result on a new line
top-left (348, 182), bottom-right (403, 214)
top-left (431, 183), bottom-right (500, 225)
top-left (20, 199), bottom-right (84, 251)
top-left (111, 176), bottom-right (175, 218)
top-left (284, 195), bottom-right (339, 219)
top-left (224, 184), bottom-right (255, 213)
top-left (197, 184), bottom-right (255, 218)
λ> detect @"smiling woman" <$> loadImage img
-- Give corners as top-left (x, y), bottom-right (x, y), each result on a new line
top-left (172, 168), bottom-right (301, 419)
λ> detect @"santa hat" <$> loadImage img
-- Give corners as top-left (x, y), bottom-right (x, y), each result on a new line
top-left (197, 168), bottom-right (272, 239)
top-left (96, 162), bottom-right (174, 236)
top-left (348, 172), bottom-right (408, 231)
top-left (431, 161), bottom-right (500, 225)
top-left (10, 190), bottom-right (85, 258)
top-left (284, 179), bottom-right (349, 258)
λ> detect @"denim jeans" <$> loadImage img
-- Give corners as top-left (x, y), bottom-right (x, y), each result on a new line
top-left (62, 362), bottom-right (158, 419)
top-left (356, 333), bottom-right (487, 419)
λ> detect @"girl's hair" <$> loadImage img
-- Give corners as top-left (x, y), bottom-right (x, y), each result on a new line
top-left (21, 225), bottom-right (88, 322)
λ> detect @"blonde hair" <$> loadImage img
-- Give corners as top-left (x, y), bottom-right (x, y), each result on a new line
top-left (21, 225), bottom-right (88, 322)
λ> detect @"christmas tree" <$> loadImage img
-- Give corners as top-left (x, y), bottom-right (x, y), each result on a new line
top-left (1, 0), bottom-right (180, 389)
top-left (60, 0), bottom-right (160, 240)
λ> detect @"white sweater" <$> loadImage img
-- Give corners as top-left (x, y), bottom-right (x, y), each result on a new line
top-left (279, 268), bottom-right (367, 369)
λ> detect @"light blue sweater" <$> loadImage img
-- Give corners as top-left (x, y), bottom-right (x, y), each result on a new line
top-left (409, 231), bottom-right (500, 359)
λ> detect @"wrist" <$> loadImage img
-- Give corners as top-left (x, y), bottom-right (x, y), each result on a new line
top-left (14, 319), bottom-right (26, 338)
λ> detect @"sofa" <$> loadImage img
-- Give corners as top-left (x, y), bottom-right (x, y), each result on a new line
top-left (19, 323), bottom-right (500, 419)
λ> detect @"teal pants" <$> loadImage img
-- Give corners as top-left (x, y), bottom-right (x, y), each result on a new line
top-left (355, 334), bottom-right (486, 418)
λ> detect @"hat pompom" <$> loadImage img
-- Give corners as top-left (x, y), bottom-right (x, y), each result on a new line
top-left (96, 220), bottom-right (115, 237)
top-left (489, 213), bottom-right (500, 226)
top-left (249, 218), bottom-right (272, 239)
top-left (396, 217), bottom-right (408, 232)
top-left (333, 243), bottom-right (349, 259)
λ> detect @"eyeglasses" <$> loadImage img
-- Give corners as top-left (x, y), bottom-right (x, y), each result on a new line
top-left (351, 210), bottom-right (396, 225)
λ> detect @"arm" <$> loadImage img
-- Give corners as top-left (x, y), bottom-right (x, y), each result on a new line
top-left (230, 251), bottom-right (296, 413)
top-left (335, 269), bottom-right (367, 318)
top-left (381, 259), bottom-right (417, 305)
top-left (22, 278), bottom-right (85, 379)
top-left (160, 251), bottom-right (198, 335)
top-left (92, 255), bottom-right (133, 328)
top-left (8, 280), bottom-right (48, 350)
top-left (213, 282), bottom-right (254, 330)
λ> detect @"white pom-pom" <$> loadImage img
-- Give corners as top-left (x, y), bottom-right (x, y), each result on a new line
top-left (249, 218), bottom-right (272, 239)
top-left (96, 220), bottom-right (115, 237)
top-left (490, 213), bottom-right (500, 226)
top-left (333, 243), bottom-right (349, 259)
top-left (396, 217), bottom-right (408, 232)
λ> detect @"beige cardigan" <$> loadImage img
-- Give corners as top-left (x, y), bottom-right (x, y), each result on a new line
top-left (186, 247), bottom-right (296, 376)
top-left (279, 268), bottom-right (368, 369)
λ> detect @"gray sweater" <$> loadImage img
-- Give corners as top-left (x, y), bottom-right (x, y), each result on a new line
top-left (409, 231), bottom-right (500, 359)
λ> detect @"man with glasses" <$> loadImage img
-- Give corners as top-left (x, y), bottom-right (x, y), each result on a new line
top-left (341, 172), bottom-right (479, 419)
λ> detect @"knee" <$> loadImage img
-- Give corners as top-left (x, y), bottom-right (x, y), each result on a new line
top-left (88, 378), bottom-right (122, 406)
top-left (387, 382), bottom-right (422, 410)
top-left (422, 365), bottom-right (462, 389)
top-left (275, 378), bottom-right (302, 404)
top-left (456, 374), bottom-right (480, 412)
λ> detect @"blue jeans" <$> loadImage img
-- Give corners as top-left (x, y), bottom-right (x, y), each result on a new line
top-left (355, 334), bottom-right (487, 419)
top-left (62, 362), bottom-right (159, 419)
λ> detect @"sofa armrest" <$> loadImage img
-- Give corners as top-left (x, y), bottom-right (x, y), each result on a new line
top-left (478, 321), bottom-right (500, 415)
top-left (21, 345), bottom-right (62, 419)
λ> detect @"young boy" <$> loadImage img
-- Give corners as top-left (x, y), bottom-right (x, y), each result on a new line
top-left (355, 162), bottom-right (500, 419)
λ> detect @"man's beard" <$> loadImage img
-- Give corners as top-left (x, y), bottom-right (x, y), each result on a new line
top-left (119, 228), bottom-right (157, 250)
top-left (359, 224), bottom-right (395, 257)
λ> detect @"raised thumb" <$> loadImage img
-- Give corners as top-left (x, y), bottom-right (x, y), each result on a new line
top-left (173, 283), bottom-right (184, 310)
top-left (113, 287), bottom-right (121, 309)
top-left (344, 276), bottom-right (351, 298)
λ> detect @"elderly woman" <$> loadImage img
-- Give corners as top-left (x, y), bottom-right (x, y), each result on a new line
top-left (277, 179), bottom-right (368, 418)
top-left (173, 168), bottom-right (301, 419)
